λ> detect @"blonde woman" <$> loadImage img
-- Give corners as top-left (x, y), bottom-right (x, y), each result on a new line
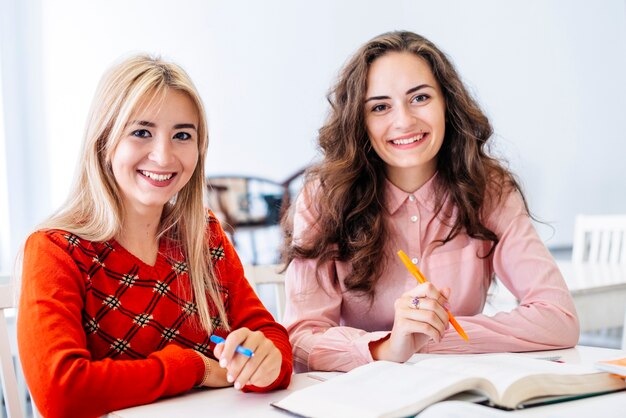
top-left (17, 55), bottom-right (292, 418)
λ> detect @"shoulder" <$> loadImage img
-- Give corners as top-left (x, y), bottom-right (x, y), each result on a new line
top-left (202, 209), bottom-right (246, 286)
top-left (25, 229), bottom-right (107, 264)
top-left (483, 186), bottom-right (529, 234)
top-left (23, 230), bottom-right (93, 280)
top-left (203, 209), bottom-right (236, 267)
top-left (294, 179), bottom-right (320, 208)
top-left (26, 229), bottom-right (80, 253)
top-left (291, 180), bottom-right (323, 241)
top-left (295, 179), bottom-right (327, 220)
top-left (204, 209), bottom-right (228, 243)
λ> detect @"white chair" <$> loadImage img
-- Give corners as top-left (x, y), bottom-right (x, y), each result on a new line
top-left (243, 264), bottom-right (286, 323)
top-left (571, 214), bottom-right (626, 349)
top-left (572, 214), bottom-right (626, 264)
top-left (0, 283), bottom-right (24, 418)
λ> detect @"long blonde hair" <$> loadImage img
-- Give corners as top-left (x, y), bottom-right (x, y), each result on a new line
top-left (39, 54), bottom-right (229, 332)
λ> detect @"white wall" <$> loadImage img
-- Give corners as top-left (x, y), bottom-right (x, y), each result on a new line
top-left (3, 0), bottom-right (626, 256)
top-left (0, 59), bottom-right (10, 271)
top-left (0, 0), bottom-right (49, 268)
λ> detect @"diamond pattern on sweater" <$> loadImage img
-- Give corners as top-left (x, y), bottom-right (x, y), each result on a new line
top-left (210, 244), bottom-right (225, 260)
top-left (110, 339), bottom-right (131, 354)
top-left (51, 220), bottom-right (231, 361)
top-left (171, 260), bottom-right (188, 275)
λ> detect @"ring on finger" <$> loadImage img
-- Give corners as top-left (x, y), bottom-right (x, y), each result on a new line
top-left (410, 296), bottom-right (421, 309)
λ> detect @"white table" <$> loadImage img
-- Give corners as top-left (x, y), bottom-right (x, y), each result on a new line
top-left (108, 371), bottom-right (319, 418)
top-left (109, 345), bottom-right (626, 418)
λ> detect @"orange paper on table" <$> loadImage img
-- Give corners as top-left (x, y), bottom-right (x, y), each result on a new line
top-left (595, 357), bottom-right (626, 379)
top-left (397, 250), bottom-right (469, 342)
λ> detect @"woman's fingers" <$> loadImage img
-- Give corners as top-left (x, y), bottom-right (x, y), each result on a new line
top-left (395, 285), bottom-right (450, 342)
top-left (382, 283), bottom-right (453, 361)
top-left (246, 347), bottom-right (281, 386)
top-left (406, 282), bottom-right (451, 319)
top-left (401, 296), bottom-right (448, 341)
top-left (233, 338), bottom-right (280, 388)
top-left (216, 327), bottom-right (251, 369)
top-left (214, 328), bottom-right (281, 390)
top-left (408, 282), bottom-right (447, 301)
top-left (227, 332), bottom-right (264, 389)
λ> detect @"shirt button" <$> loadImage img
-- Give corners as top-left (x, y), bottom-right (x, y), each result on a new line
top-left (408, 195), bottom-right (415, 202)
top-left (411, 257), bottom-right (419, 264)
top-left (410, 215), bottom-right (418, 222)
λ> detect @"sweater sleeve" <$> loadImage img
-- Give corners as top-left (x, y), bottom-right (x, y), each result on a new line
top-left (17, 232), bottom-right (205, 418)
top-left (208, 217), bottom-right (293, 390)
top-left (282, 187), bottom-right (390, 372)
top-left (422, 191), bottom-right (580, 353)
top-left (284, 258), bottom-right (390, 372)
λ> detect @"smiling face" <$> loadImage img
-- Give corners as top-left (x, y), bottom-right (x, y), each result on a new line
top-left (110, 88), bottom-right (199, 218)
top-left (364, 51), bottom-right (446, 192)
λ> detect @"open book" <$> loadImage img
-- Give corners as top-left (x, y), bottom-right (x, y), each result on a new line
top-left (272, 354), bottom-right (626, 418)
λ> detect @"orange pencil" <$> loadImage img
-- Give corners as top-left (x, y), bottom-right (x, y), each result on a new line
top-left (397, 250), bottom-right (469, 342)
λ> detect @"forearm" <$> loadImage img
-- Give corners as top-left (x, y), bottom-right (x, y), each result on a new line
top-left (19, 343), bottom-right (203, 418)
top-left (443, 191), bottom-right (579, 353)
top-left (289, 322), bottom-right (390, 372)
top-left (422, 305), bottom-right (579, 353)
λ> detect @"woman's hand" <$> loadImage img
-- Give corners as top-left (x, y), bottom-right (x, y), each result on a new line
top-left (371, 282), bottom-right (450, 363)
top-left (212, 328), bottom-right (282, 390)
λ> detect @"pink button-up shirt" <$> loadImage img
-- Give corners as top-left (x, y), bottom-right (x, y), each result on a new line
top-left (283, 174), bottom-right (579, 372)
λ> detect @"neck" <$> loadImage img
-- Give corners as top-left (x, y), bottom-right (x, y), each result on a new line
top-left (386, 163), bottom-right (437, 193)
top-left (116, 206), bottom-right (163, 266)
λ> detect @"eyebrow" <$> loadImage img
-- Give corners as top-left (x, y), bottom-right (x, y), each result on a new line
top-left (174, 123), bottom-right (197, 130)
top-left (364, 84), bottom-right (434, 103)
top-left (128, 120), bottom-right (197, 130)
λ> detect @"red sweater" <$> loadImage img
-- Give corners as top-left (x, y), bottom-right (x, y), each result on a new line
top-left (17, 215), bottom-right (292, 418)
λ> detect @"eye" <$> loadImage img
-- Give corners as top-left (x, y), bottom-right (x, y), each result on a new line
top-left (131, 129), bottom-right (151, 138)
top-left (173, 132), bottom-right (192, 141)
top-left (371, 103), bottom-right (389, 113)
top-left (411, 94), bottom-right (430, 103)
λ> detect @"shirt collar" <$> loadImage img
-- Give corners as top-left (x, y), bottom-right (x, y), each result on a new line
top-left (383, 172), bottom-right (439, 215)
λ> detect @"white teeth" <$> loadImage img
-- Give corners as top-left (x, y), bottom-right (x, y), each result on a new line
top-left (141, 171), bottom-right (173, 181)
top-left (391, 133), bottom-right (424, 145)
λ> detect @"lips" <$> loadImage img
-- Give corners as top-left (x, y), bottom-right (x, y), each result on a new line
top-left (389, 132), bottom-right (426, 145)
top-left (138, 170), bottom-right (176, 182)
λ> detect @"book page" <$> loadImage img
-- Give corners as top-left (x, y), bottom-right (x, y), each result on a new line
top-left (420, 354), bottom-right (597, 385)
top-left (418, 354), bottom-right (620, 407)
top-left (273, 360), bottom-right (487, 418)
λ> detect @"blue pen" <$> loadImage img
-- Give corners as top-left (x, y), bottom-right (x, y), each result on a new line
top-left (210, 335), bottom-right (254, 357)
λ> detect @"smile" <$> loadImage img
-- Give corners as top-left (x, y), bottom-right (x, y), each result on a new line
top-left (139, 170), bottom-right (175, 182)
top-left (390, 133), bottom-right (425, 145)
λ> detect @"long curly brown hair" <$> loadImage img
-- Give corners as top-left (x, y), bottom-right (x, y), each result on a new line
top-left (282, 31), bottom-right (528, 298)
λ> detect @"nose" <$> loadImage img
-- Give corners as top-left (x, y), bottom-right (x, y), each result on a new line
top-left (148, 135), bottom-right (175, 166)
top-left (394, 103), bottom-right (418, 131)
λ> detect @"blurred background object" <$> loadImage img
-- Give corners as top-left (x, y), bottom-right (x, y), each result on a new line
top-left (206, 167), bottom-right (307, 265)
